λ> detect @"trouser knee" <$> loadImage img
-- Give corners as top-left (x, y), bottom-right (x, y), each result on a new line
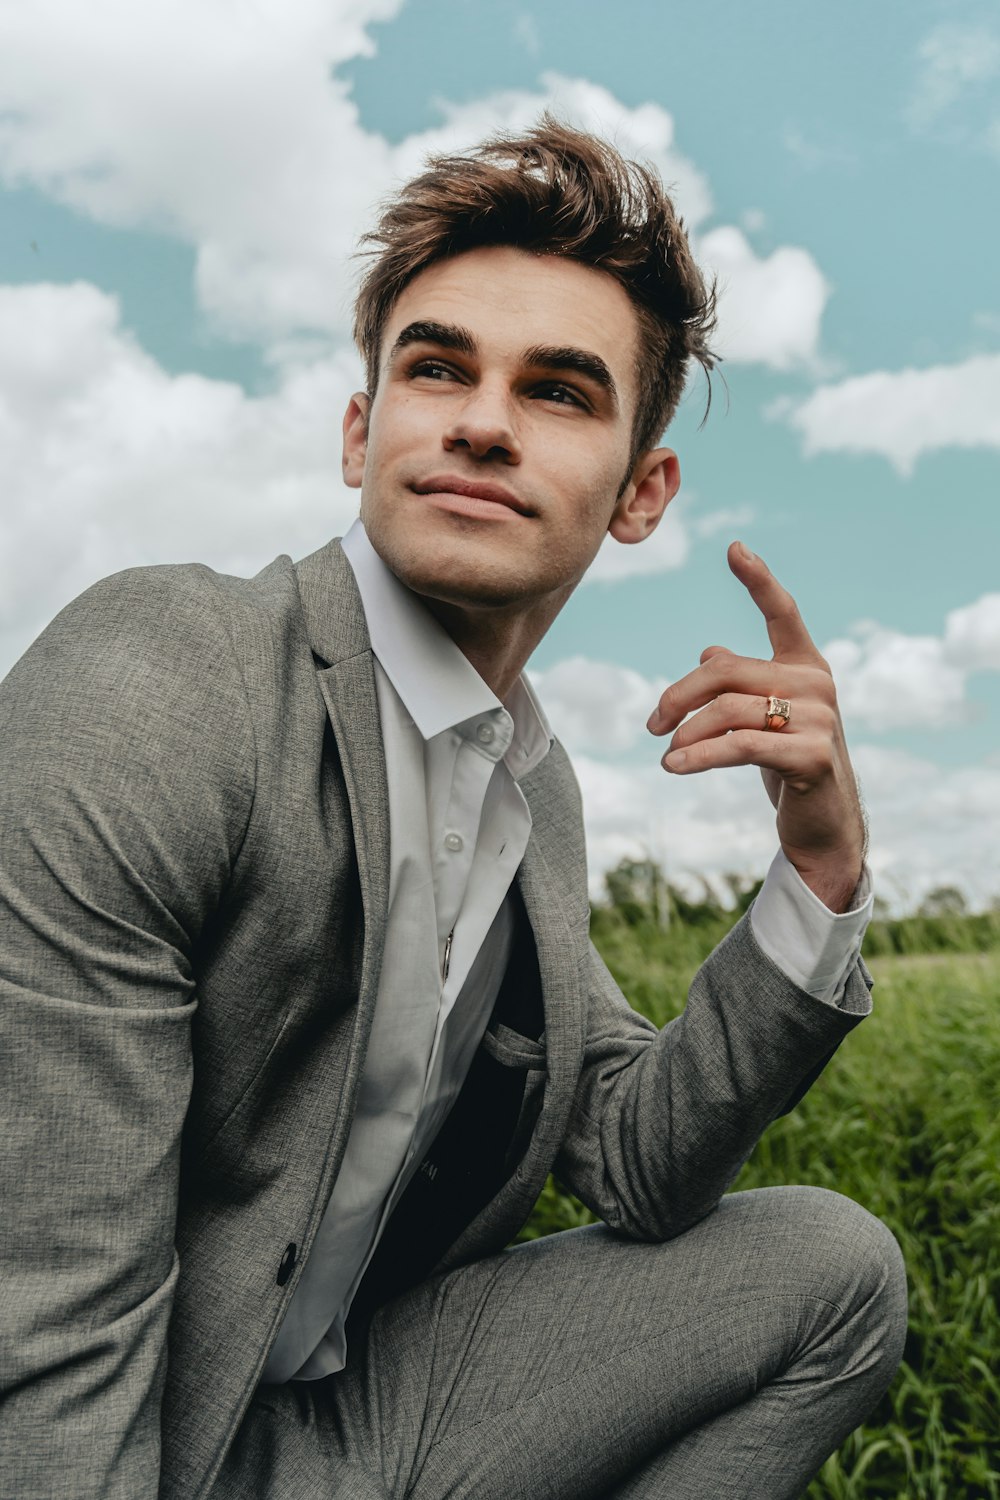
top-left (802, 1187), bottom-right (908, 1385)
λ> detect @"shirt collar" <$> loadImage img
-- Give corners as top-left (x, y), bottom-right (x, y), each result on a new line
top-left (340, 520), bottom-right (552, 777)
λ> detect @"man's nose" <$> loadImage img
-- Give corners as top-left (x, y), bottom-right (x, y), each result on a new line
top-left (442, 383), bottom-right (521, 463)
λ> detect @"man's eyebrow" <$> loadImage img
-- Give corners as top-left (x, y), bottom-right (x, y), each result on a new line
top-left (388, 324), bottom-right (620, 412)
top-left (522, 344), bottom-right (620, 412)
top-left (389, 321), bottom-right (478, 362)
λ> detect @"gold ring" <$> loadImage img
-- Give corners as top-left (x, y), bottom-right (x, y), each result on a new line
top-left (764, 695), bottom-right (791, 731)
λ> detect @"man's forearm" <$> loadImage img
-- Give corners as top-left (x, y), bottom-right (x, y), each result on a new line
top-left (554, 912), bottom-right (871, 1243)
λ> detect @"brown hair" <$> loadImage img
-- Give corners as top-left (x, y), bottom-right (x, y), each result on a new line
top-left (354, 115), bottom-right (718, 467)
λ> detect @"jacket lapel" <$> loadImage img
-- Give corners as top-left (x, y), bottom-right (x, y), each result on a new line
top-left (293, 537), bottom-right (390, 1138)
top-left (294, 535), bottom-right (389, 924)
top-left (516, 835), bottom-right (584, 1120)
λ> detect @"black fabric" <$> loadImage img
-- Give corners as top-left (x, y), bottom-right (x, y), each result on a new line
top-left (346, 889), bottom-right (545, 1332)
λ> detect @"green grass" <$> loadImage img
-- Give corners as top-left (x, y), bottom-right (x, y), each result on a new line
top-left (522, 930), bottom-right (1000, 1498)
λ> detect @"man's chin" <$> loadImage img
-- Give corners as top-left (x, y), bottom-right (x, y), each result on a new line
top-left (373, 529), bottom-right (536, 610)
top-left (397, 561), bottom-right (528, 612)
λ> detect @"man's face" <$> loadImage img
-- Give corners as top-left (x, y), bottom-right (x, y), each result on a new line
top-left (343, 245), bottom-right (677, 619)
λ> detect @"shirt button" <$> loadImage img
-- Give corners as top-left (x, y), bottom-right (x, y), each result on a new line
top-left (444, 832), bottom-right (464, 853)
top-left (476, 722), bottom-right (495, 745)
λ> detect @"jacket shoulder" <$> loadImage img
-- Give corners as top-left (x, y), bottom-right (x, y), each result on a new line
top-left (4, 552), bottom-right (318, 706)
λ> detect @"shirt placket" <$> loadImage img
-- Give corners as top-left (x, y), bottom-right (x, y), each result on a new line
top-left (431, 710), bottom-right (512, 976)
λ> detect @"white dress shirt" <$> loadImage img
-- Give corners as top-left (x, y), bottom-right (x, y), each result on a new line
top-left (263, 520), bottom-right (872, 1383)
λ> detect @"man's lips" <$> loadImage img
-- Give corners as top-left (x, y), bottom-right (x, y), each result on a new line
top-left (410, 476), bottom-right (533, 516)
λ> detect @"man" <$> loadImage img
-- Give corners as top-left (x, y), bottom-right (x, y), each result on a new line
top-left (0, 121), bottom-right (906, 1499)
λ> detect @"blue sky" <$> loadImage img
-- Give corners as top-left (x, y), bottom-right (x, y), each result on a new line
top-left (1, 0), bottom-right (998, 910)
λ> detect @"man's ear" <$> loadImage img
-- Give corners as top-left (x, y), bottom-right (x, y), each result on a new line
top-left (608, 447), bottom-right (681, 544)
top-left (342, 393), bottom-right (371, 490)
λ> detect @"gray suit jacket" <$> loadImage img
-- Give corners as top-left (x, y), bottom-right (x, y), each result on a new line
top-left (0, 539), bottom-right (872, 1500)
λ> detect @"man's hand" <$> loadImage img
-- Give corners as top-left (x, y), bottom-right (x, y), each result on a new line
top-left (646, 541), bottom-right (866, 913)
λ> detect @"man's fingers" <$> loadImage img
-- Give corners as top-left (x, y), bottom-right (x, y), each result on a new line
top-left (728, 541), bottom-right (823, 664)
top-left (663, 692), bottom-right (832, 756)
top-left (647, 655), bottom-right (832, 734)
top-left (662, 726), bottom-right (827, 780)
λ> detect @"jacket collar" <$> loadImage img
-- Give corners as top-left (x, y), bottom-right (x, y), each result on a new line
top-left (301, 523), bottom-right (552, 777)
top-left (293, 534), bottom-right (371, 666)
top-left (340, 520), bottom-right (497, 739)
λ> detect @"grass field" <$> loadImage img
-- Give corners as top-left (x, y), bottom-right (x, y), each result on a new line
top-left (521, 920), bottom-right (1000, 1498)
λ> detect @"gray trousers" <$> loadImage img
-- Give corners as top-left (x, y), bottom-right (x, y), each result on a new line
top-left (216, 1186), bottom-right (907, 1500)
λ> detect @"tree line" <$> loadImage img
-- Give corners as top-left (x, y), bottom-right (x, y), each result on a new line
top-left (593, 857), bottom-right (1000, 960)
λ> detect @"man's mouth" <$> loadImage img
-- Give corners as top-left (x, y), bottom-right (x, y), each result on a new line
top-left (411, 476), bottom-right (533, 517)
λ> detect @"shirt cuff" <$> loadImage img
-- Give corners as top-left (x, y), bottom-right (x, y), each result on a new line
top-left (750, 849), bottom-right (873, 1012)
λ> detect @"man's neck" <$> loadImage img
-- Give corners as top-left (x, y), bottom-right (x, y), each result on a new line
top-left (420, 592), bottom-right (567, 702)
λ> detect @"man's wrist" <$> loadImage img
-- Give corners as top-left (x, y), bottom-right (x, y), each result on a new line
top-left (791, 859), bottom-right (866, 914)
top-left (751, 851), bottom-right (873, 1007)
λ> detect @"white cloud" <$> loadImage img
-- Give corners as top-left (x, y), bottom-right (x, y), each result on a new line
top-left (0, 8), bottom-right (713, 349)
top-left (907, 22), bottom-right (1000, 128)
top-left (689, 505), bottom-right (755, 540)
top-left (823, 625), bottom-right (968, 731)
top-left (780, 127), bottom-right (856, 171)
top-left (570, 750), bottom-right (785, 903)
top-left (528, 658), bottom-right (666, 755)
top-left (585, 509), bottom-right (690, 582)
top-left (0, 0), bottom-right (406, 344)
top-left (851, 744), bottom-right (1000, 914)
top-left (775, 353), bottom-right (1000, 474)
top-left (697, 225), bottom-right (830, 372)
top-left (944, 593), bottom-right (1000, 671)
top-left (581, 499), bottom-right (754, 586)
top-left (0, 3), bottom-right (829, 372)
top-left (582, 498), bottom-right (759, 584)
top-left (821, 591), bottom-right (1000, 733)
top-left (972, 309), bottom-right (1000, 337)
top-left (0, 281), bottom-right (363, 675)
top-left (513, 14), bottom-right (541, 59)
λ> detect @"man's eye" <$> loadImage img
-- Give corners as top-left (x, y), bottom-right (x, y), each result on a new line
top-left (535, 383), bottom-right (584, 407)
top-left (411, 360), bottom-right (456, 381)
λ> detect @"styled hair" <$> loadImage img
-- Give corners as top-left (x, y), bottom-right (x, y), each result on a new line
top-left (353, 115), bottom-right (718, 466)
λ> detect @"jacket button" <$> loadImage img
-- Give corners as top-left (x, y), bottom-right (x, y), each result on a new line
top-left (276, 1243), bottom-right (297, 1287)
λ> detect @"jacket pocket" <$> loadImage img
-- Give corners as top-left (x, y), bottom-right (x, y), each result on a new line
top-left (481, 1022), bottom-right (547, 1071)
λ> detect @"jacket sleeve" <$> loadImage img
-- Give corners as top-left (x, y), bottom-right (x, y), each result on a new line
top-left (0, 566), bottom-right (255, 1500)
top-left (553, 912), bottom-right (873, 1242)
